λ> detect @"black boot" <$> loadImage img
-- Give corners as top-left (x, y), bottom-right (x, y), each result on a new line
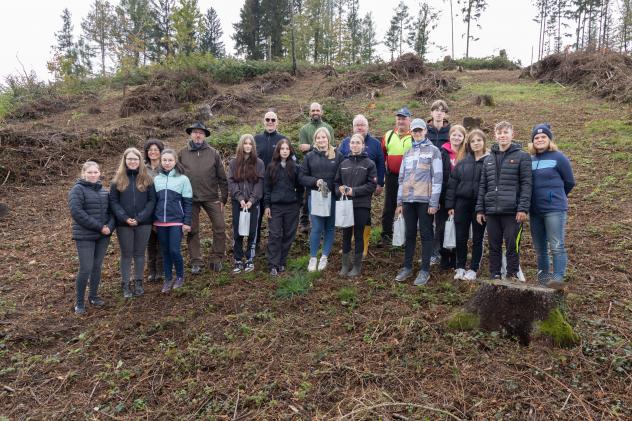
top-left (339, 253), bottom-right (351, 276)
top-left (348, 253), bottom-right (363, 277)
top-left (122, 280), bottom-right (133, 299)
top-left (133, 279), bottom-right (144, 297)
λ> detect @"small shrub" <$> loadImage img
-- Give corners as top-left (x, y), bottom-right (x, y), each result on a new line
top-left (287, 255), bottom-right (310, 272)
top-left (337, 287), bottom-right (358, 307)
top-left (322, 98), bottom-right (353, 139)
top-left (276, 273), bottom-right (313, 298)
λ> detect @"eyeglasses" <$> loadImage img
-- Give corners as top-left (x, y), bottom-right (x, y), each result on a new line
top-left (265, 118), bottom-right (277, 122)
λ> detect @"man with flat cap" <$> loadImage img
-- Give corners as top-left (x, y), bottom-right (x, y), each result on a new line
top-left (178, 122), bottom-right (228, 274)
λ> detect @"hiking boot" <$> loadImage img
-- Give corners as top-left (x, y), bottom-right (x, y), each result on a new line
top-left (464, 270), bottom-right (477, 281)
top-left (347, 254), bottom-right (363, 277)
top-left (191, 265), bottom-right (202, 275)
top-left (133, 279), bottom-right (144, 296)
top-left (269, 267), bottom-right (278, 277)
top-left (88, 297), bottom-right (105, 306)
top-left (74, 304), bottom-right (86, 315)
top-left (395, 267), bottom-right (413, 282)
top-left (233, 261), bottom-right (243, 274)
top-left (211, 262), bottom-right (223, 272)
top-left (307, 257), bottom-right (318, 272)
top-left (172, 277), bottom-right (184, 290)
top-left (317, 255), bottom-right (328, 271)
top-left (244, 260), bottom-right (255, 273)
top-left (122, 280), bottom-right (133, 299)
top-left (414, 270), bottom-right (430, 286)
top-left (161, 279), bottom-right (172, 293)
top-left (339, 253), bottom-right (351, 276)
top-left (454, 268), bottom-right (466, 281)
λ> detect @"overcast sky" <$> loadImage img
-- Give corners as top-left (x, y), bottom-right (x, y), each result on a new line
top-left (0, 0), bottom-right (543, 82)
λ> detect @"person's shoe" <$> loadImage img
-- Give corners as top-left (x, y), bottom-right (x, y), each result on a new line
top-left (244, 260), bottom-right (255, 273)
top-left (148, 272), bottom-right (157, 283)
top-left (191, 264), bottom-right (202, 275)
top-left (133, 279), bottom-right (144, 296)
top-left (74, 304), bottom-right (86, 315)
top-left (516, 269), bottom-right (526, 282)
top-left (122, 280), bottom-right (133, 299)
top-left (88, 296), bottom-right (105, 306)
top-left (454, 268), bottom-right (466, 281)
top-left (278, 265), bottom-right (286, 273)
top-left (395, 267), bottom-right (413, 282)
top-left (269, 267), bottom-right (278, 276)
top-left (233, 261), bottom-right (243, 274)
top-left (317, 255), bottom-right (328, 271)
top-left (161, 279), bottom-right (172, 293)
top-left (211, 262), bottom-right (223, 272)
top-left (537, 270), bottom-right (552, 286)
top-left (347, 254), bottom-right (363, 277)
top-left (506, 273), bottom-right (522, 283)
top-left (307, 257), bottom-right (318, 272)
top-left (414, 270), bottom-right (430, 286)
top-left (546, 277), bottom-right (566, 291)
top-left (464, 270), bottom-right (477, 281)
top-left (172, 277), bottom-right (184, 290)
top-left (491, 273), bottom-right (502, 280)
top-left (339, 253), bottom-right (351, 276)
top-left (430, 255), bottom-right (441, 266)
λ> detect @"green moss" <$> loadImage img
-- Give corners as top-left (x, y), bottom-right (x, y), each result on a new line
top-left (447, 311), bottom-right (480, 331)
top-left (535, 308), bottom-right (580, 348)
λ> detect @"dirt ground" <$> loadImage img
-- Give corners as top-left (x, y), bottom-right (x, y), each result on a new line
top-left (0, 69), bottom-right (630, 420)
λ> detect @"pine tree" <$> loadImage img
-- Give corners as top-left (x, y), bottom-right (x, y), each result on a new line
top-left (55, 8), bottom-right (75, 55)
top-left (385, 15), bottom-right (399, 61)
top-left (394, 1), bottom-right (412, 57)
top-left (148, 0), bottom-right (176, 61)
top-left (199, 7), bottom-right (225, 57)
top-left (347, 0), bottom-right (361, 63)
top-left (261, 0), bottom-right (290, 59)
top-left (458, 0), bottom-right (487, 58)
top-left (360, 12), bottom-right (377, 63)
top-left (233, 0), bottom-right (264, 59)
top-left (82, 0), bottom-right (116, 75)
top-left (48, 9), bottom-right (92, 79)
top-left (171, 0), bottom-right (201, 55)
top-left (409, 2), bottom-right (439, 60)
top-left (620, 0), bottom-right (632, 52)
top-left (113, 0), bottom-right (153, 67)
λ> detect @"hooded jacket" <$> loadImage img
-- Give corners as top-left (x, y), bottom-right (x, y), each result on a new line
top-left (476, 143), bottom-right (532, 215)
top-left (153, 169), bottom-right (193, 225)
top-left (68, 179), bottom-right (116, 241)
top-left (334, 152), bottom-right (378, 208)
top-left (339, 133), bottom-right (385, 186)
top-left (397, 138), bottom-right (443, 208)
top-left (427, 119), bottom-right (451, 149)
top-left (109, 169), bottom-right (157, 226)
top-left (299, 147), bottom-right (344, 192)
top-left (264, 160), bottom-right (304, 208)
top-left (531, 150), bottom-right (575, 214)
top-left (445, 153), bottom-right (488, 219)
top-left (178, 140), bottom-right (228, 204)
top-left (255, 130), bottom-right (286, 168)
top-left (227, 156), bottom-right (265, 205)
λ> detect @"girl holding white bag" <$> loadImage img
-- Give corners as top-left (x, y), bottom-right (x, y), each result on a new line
top-left (299, 127), bottom-right (344, 272)
top-left (334, 134), bottom-right (377, 277)
top-left (228, 134), bottom-right (265, 273)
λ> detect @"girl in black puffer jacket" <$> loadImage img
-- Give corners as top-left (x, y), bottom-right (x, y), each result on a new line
top-left (68, 161), bottom-right (116, 315)
top-left (110, 147), bottom-right (156, 299)
top-left (445, 129), bottom-right (489, 281)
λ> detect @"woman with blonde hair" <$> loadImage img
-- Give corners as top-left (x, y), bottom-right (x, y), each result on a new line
top-left (228, 134), bottom-right (265, 273)
top-left (110, 147), bottom-right (156, 298)
top-left (299, 126), bottom-right (344, 272)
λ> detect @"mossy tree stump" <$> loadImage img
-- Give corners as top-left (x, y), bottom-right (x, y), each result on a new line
top-left (448, 279), bottom-right (580, 347)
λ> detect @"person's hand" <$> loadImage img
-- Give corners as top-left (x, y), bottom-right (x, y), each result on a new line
top-left (300, 144), bottom-right (311, 153)
top-left (396, 206), bottom-right (402, 217)
top-left (126, 218), bottom-right (135, 226)
top-left (477, 213), bottom-right (486, 225)
top-left (316, 179), bottom-right (324, 188)
top-left (338, 186), bottom-right (346, 195)
top-left (376, 185), bottom-right (383, 195)
top-left (264, 208), bottom-right (271, 219)
top-left (101, 226), bottom-right (111, 235)
top-left (516, 211), bottom-right (528, 223)
top-left (245, 201), bottom-right (252, 210)
top-left (240, 199), bottom-right (246, 209)
top-left (182, 224), bottom-right (191, 233)
top-left (428, 207), bottom-right (438, 215)
top-left (447, 209), bottom-right (454, 217)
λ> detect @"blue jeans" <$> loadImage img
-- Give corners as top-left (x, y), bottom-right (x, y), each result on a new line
top-left (308, 193), bottom-right (336, 257)
top-left (530, 211), bottom-right (568, 281)
top-left (157, 225), bottom-right (184, 280)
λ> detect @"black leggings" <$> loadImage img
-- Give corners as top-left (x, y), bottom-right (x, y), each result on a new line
top-left (455, 211), bottom-right (486, 272)
top-left (342, 207), bottom-right (371, 255)
top-left (403, 202), bottom-right (434, 270)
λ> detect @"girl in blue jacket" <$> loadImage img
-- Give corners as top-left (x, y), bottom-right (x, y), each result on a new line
top-left (153, 149), bottom-right (193, 293)
top-left (529, 124), bottom-right (575, 289)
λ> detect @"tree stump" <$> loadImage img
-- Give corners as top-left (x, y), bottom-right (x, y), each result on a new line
top-left (462, 117), bottom-right (483, 130)
top-left (474, 94), bottom-right (495, 106)
top-left (448, 279), bottom-right (579, 347)
top-left (0, 203), bottom-right (7, 218)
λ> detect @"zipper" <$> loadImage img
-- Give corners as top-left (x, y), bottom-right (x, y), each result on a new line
top-left (163, 172), bottom-right (169, 222)
top-left (131, 173), bottom-right (136, 218)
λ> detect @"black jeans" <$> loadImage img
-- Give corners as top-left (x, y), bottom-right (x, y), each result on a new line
top-left (342, 207), bottom-right (371, 255)
top-left (381, 171), bottom-right (399, 240)
top-left (75, 236), bottom-right (110, 306)
top-left (232, 200), bottom-right (260, 261)
top-left (403, 202), bottom-right (434, 271)
top-left (455, 210), bottom-right (486, 272)
top-left (267, 203), bottom-right (300, 269)
top-left (486, 214), bottom-right (522, 276)
top-left (146, 228), bottom-right (162, 276)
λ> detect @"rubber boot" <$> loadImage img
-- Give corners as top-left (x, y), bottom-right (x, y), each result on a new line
top-left (348, 253), bottom-right (363, 277)
top-left (339, 253), bottom-right (351, 276)
top-left (362, 226), bottom-right (371, 257)
top-left (133, 279), bottom-right (144, 296)
top-left (122, 280), bottom-right (133, 299)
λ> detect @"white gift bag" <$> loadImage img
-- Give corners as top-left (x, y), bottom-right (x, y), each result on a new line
top-left (443, 215), bottom-right (456, 249)
top-left (238, 209), bottom-right (250, 236)
top-left (392, 216), bottom-right (406, 247)
top-left (335, 195), bottom-right (354, 228)
top-left (310, 189), bottom-right (331, 217)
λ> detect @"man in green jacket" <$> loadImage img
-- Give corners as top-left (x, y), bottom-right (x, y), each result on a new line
top-left (178, 122), bottom-right (228, 274)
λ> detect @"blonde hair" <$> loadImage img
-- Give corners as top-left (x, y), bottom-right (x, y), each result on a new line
top-left (449, 124), bottom-right (466, 155)
top-left (457, 129), bottom-right (488, 162)
top-left (112, 147), bottom-right (154, 192)
top-left (528, 139), bottom-right (559, 154)
top-left (81, 161), bottom-right (100, 179)
top-left (494, 121), bottom-right (513, 132)
top-left (313, 127), bottom-right (336, 159)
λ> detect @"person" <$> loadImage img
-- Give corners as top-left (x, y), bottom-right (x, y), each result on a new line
top-left (178, 122), bottom-right (228, 274)
top-left (143, 138), bottom-right (164, 282)
top-left (154, 149), bottom-right (193, 292)
top-left (338, 114), bottom-right (385, 257)
top-left (445, 129), bottom-right (489, 281)
top-left (68, 161), bottom-right (116, 315)
top-left (529, 123), bottom-right (575, 289)
top-left (476, 121), bottom-right (532, 281)
top-left (264, 139), bottom-right (303, 276)
top-left (394, 119), bottom-right (442, 286)
top-left (435, 124), bottom-right (466, 269)
top-left (228, 134), bottom-right (265, 273)
top-left (335, 134), bottom-right (377, 277)
top-left (299, 126), bottom-right (344, 272)
top-left (110, 147), bottom-right (156, 298)
top-left (254, 110), bottom-right (286, 250)
top-left (298, 102), bottom-right (335, 233)
top-left (381, 107), bottom-right (413, 245)
top-left (426, 99), bottom-right (451, 149)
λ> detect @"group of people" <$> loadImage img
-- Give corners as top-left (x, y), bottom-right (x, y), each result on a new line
top-left (68, 100), bottom-right (575, 315)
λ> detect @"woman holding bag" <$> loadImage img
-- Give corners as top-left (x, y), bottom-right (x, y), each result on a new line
top-left (334, 134), bottom-right (377, 277)
top-left (228, 134), bottom-right (265, 273)
top-left (299, 127), bottom-right (344, 272)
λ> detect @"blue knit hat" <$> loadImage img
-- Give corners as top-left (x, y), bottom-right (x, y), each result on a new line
top-left (531, 123), bottom-right (553, 141)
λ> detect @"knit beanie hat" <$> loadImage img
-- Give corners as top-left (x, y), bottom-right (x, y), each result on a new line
top-left (531, 123), bottom-right (553, 141)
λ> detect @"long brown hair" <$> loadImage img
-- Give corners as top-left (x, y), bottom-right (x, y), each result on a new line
top-left (457, 129), bottom-right (488, 161)
top-left (268, 138), bottom-right (296, 183)
top-left (112, 147), bottom-right (154, 192)
top-left (233, 134), bottom-right (260, 183)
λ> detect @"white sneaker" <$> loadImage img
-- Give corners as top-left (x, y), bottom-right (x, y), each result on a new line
top-left (454, 268), bottom-right (466, 280)
top-left (516, 268), bottom-right (526, 282)
top-left (464, 270), bottom-right (477, 281)
top-left (307, 257), bottom-right (318, 272)
top-left (317, 255), bottom-right (328, 271)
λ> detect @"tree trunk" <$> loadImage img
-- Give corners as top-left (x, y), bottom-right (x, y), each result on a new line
top-left (465, 2), bottom-right (472, 58)
top-left (450, 0), bottom-right (455, 58)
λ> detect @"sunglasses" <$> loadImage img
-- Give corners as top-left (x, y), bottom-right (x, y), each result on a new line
top-left (265, 118), bottom-right (277, 122)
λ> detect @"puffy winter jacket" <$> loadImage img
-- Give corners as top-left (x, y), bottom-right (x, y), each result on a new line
top-left (397, 138), bottom-right (443, 208)
top-left (299, 147), bottom-right (344, 192)
top-left (68, 179), bottom-right (116, 241)
top-left (427, 119), bottom-right (451, 149)
top-left (445, 153), bottom-right (487, 222)
top-left (109, 170), bottom-right (156, 226)
top-left (255, 130), bottom-right (286, 168)
top-left (338, 133), bottom-right (385, 186)
top-left (476, 143), bottom-right (532, 215)
top-left (531, 150), bottom-right (575, 215)
top-left (154, 169), bottom-right (193, 225)
top-left (334, 152), bottom-right (377, 208)
top-left (264, 161), bottom-right (304, 208)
